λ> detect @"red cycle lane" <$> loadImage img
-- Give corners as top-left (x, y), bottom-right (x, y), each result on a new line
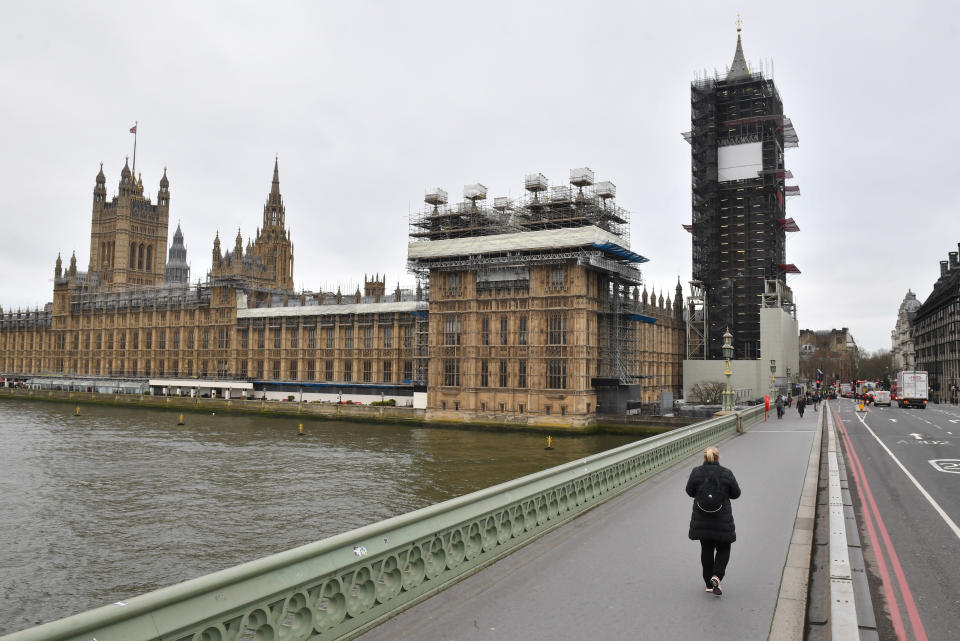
top-left (831, 399), bottom-right (960, 641)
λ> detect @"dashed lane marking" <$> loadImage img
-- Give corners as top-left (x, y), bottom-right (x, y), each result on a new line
top-left (855, 411), bottom-right (960, 541)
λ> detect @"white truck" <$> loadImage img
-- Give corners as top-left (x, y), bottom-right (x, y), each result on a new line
top-left (897, 371), bottom-right (928, 409)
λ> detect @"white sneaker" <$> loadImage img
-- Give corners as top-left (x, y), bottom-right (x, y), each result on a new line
top-left (710, 576), bottom-right (722, 596)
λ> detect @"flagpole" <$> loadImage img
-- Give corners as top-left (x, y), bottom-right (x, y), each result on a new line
top-left (132, 121), bottom-right (138, 176)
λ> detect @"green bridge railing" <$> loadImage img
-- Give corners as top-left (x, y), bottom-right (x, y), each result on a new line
top-left (3, 406), bottom-right (763, 641)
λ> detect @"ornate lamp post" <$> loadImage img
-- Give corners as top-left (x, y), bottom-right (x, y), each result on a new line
top-left (770, 359), bottom-right (777, 400)
top-left (722, 327), bottom-right (736, 411)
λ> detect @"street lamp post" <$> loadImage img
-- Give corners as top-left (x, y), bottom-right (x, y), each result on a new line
top-left (770, 359), bottom-right (777, 400)
top-left (722, 328), bottom-right (736, 412)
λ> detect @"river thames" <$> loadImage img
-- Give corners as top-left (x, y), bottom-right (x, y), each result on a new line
top-left (0, 400), bottom-right (637, 634)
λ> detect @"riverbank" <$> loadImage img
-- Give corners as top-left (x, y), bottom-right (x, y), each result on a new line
top-left (0, 388), bottom-right (690, 435)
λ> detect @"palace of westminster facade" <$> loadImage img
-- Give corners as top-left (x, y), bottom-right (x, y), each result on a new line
top-left (0, 157), bottom-right (684, 424)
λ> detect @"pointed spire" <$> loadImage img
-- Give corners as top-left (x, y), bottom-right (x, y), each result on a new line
top-left (121, 157), bottom-right (131, 178)
top-left (160, 167), bottom-right (169, 189)
top-left (272, 156), bottom-right (280, 192)
top-left (96, 162), bottom-right (105, 184)
top-left (727, 14), bottom-right (750, 80)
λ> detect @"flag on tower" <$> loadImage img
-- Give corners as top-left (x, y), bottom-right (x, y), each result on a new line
top-left (129, 124), bottom-right (137, 134)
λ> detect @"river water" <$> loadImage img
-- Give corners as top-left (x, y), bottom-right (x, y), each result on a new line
top-left (0, 400), bottom-right (636, 634)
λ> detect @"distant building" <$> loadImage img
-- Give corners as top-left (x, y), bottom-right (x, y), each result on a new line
top-left (684, 22), bottom-right (800, 359)
top-left (890, 290), bottom-right (919, 371)
top-left (0, 158), bottom-right (685, 424)
top-left (798, 327), bottom-right (858, 384)
top-left (163, 224), bottom-right (190, 284)
top-left (913, 247), bottom-right (960, 403)
top-left (408, 171), bottom-right (684, 424)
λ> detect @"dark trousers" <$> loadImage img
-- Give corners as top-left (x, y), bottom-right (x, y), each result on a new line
top-left (700, 540), bottom-right (732, 585)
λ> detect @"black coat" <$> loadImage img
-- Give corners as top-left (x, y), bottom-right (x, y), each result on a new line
top-left (685, 461), bottom-right (741, 542)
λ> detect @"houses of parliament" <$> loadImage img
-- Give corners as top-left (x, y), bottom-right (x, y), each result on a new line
top-left (0, 155), bottom-right (685, 425)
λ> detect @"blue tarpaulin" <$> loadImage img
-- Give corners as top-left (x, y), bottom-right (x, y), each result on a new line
top-left (591, 242), bottom-right (649, 263)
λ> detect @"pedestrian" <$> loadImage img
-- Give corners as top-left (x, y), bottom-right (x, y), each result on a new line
top-left (797, 395), bottom-right (806, 418)
top-left (813, 392), bottom-right (820, 411)
top-left (685, 446), bottom-right (741, 596)
top-left (776, 394), bottom-right (784, 419)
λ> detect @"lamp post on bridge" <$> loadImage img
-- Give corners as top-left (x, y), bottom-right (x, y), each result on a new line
top-left (770, 359), bottom-right (777, 400)
top-left (722, 327), bottom-right (736, 412)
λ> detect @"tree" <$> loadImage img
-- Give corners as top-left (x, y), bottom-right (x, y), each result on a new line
top-left (689, 381), bottom-right (727, 404)
top-left (854, 348), bottom-right (894, 382)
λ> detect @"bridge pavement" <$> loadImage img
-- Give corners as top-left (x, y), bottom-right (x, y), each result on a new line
top-left (358, 406), bottom-right (817, 641)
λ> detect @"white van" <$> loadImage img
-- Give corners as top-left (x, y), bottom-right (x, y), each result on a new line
top-left (873, 390), bottom-right (891, 406)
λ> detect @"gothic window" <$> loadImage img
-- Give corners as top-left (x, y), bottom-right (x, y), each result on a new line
top-left (481, 316), bottom-right (490, 345)
top-left (481, 360), bottom-right (489, 387)
top-left (518, 316), bottom-right (528, 345)
top-left (444, 316), bottom-right (461, 346)
top-left (518, 361), bottom-right (527, 388)
top-left (443, 359), bottom-right (461, 386)
top-left (129, 243), bottom-right (136, 269)
top-left (499, 360), bottom-right (508, 387)
top-left (547, 359), bottom-right (567, 389)
top-left (145, 246), bottom-right (152, 271)
top-left (383, 326), bottom-right (393, 348)
top-left (363, 360), bottom-right (372, 382)
top-left (344, 361), bottom-right (352, 382)
top-left (383, 360), bottom-right (392, 382)
top-left (548, 313), bottom-right (567, 345)
top-left (137, 244), bottom-right (144, 270)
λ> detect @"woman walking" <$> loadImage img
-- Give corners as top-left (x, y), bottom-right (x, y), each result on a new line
top-left (685, 446), bottom-right (741, 596)
top-left (797, 395), bottom-right (806, 418)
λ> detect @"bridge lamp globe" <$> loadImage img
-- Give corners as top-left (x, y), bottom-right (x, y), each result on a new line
top-left (721, 328), bottom-right (734, 362)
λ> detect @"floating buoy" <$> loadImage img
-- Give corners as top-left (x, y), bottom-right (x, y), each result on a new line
top-left (177, 413), bottom-right (185, 426)
top-left (74, 406), bottom-right (81, 417)
top-left (298, 423), bottom-right (304, 436)
top-left (544, 435), bottom-right (554, 450)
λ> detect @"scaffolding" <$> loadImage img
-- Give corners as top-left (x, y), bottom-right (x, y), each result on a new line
top-left (409, 168), bottom-right (630, 248)
top-left (409, 169), bottom-right (649, 386)
top-left (686, 280), bottom-right (708, 359)
top-left (685, 64), bottom-right (799, 359)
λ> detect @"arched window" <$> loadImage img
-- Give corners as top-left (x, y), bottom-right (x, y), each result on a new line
top-left (137, 244), bottom-right (144, 270)
top-left (145, 245), bottom-right (152, 271)
top-left (129, 243), bottom-right (136, 269)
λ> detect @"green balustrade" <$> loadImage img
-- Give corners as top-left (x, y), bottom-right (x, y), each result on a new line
top-left (2, 406), bottom-right (762, 641)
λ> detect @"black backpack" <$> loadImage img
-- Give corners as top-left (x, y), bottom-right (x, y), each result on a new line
top-left (695, 468), bottom-right (727, 514)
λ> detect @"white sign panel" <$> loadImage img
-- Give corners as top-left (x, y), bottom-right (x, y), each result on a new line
top-left (718, 142), bottom-right (763, 182)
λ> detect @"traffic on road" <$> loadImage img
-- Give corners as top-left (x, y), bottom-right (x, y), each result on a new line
top-left (831, 398), bottom-right (960, 641)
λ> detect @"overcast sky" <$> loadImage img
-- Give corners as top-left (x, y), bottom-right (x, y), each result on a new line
top-left (1, 1), bottom-right (957, 353)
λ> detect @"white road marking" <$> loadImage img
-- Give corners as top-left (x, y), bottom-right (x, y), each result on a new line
top-left (950, 420), bottom-right (960, 424)
top-left (855, 412), bottom-right (960, 541)
top-left (890, 418), bottom-right (897, 422)
top-left (909, 433), bottom-right (924, 440)
top-left (928, 459), bottom-right (960, 474)
top-left (936, 425), bottom-right (943, 430)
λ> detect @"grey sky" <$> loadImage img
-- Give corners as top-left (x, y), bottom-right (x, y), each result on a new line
top-left (1, 1), bottom-right (956, 353)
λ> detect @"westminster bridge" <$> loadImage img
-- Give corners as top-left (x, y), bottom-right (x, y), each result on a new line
top-left (7, 400), bottom-right (947, 641)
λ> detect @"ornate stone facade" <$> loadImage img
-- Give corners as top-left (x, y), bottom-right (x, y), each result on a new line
top-left (913, 247), bottom-right (960, 403)
top-left (0, 159), bottom-right (686, 425)
top-left (890, 290), bottom-right (919, 371)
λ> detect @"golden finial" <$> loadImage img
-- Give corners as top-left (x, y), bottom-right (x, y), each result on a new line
top-left (737, 13), bottom-right (742, 33)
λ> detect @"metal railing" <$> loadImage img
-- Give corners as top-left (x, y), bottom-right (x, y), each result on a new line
top-left (2, 406), bottom-right (762, 641)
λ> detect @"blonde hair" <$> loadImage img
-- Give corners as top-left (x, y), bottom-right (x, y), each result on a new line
top-left (704, 446), bottom-right (720, 463)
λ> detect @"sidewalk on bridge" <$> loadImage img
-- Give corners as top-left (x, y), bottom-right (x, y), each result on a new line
top-left (358, 405), bottom-right (819, 641)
